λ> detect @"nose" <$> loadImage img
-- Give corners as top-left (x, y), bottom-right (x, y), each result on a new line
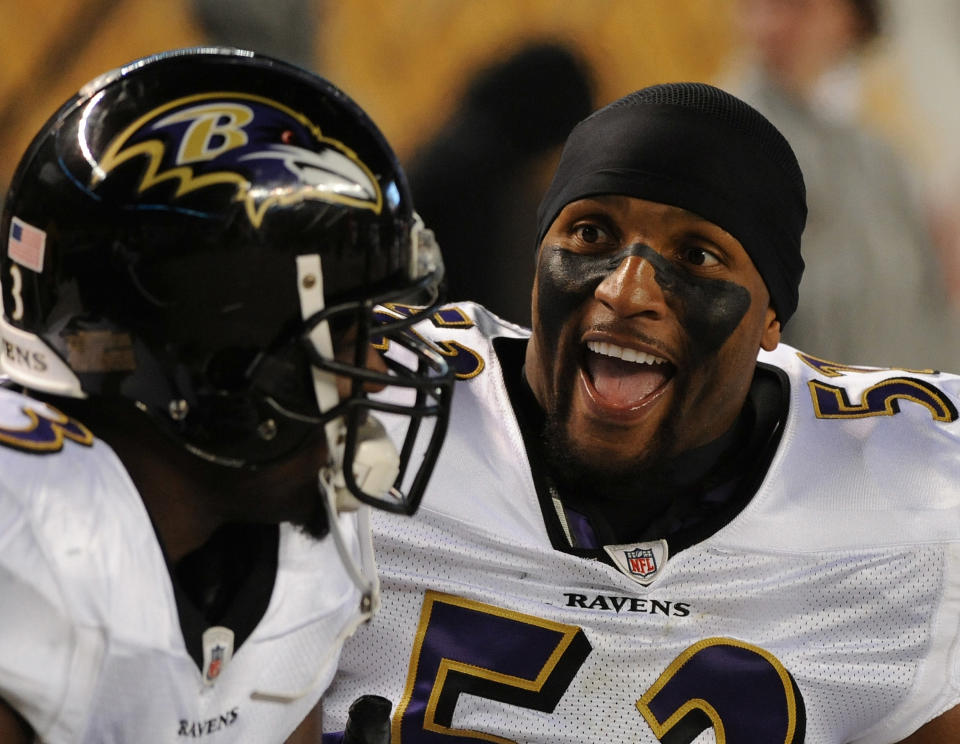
top-left (335, 346), bottom-right (389, 399)
top-left (336, 344), bottom-right (389, 398)
top-left (361, 345), bottom-right (389, 391)
top-left (594, 254), bottom-right (667, 319)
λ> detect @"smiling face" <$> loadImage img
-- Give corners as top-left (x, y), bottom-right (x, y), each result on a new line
top-left (525, 195), bottom-right (781, 479)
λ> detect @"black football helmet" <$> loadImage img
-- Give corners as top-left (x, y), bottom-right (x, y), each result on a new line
top-left (0, 47), bottom-right (453, 518)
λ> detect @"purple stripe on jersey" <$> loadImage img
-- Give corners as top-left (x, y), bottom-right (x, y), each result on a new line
top-left (562, 505), bottom-right (599, 549)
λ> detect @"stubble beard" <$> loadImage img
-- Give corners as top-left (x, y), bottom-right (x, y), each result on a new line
top-left (539, 374), bottom-right (682, 502)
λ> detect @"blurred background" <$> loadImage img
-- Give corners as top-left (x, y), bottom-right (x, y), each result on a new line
top-left (2, 0), bottom-right (958, 368)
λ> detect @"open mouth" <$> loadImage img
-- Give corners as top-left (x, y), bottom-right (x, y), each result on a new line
top-left (582, 340), bottom-right (675, 410)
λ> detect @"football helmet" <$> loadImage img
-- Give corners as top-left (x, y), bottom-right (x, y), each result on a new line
top-left (0, 48), bottom-right (453, 522)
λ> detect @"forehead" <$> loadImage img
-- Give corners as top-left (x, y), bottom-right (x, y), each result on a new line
top-left (546, 195), bottom-right (735, 237)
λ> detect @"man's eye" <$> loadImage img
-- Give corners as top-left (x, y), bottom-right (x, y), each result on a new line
top-left (682, 246), bottom-right (720, 267)
top-left (573, 224), bottom-right (609, 244)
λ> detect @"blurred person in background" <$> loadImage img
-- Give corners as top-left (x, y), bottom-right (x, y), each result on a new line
top-left (883, 0), bottom-right (960, 313)
top-left (725, 0), bottom-right (959, 370)
top-left (405, 41), bottom-right (595, 327)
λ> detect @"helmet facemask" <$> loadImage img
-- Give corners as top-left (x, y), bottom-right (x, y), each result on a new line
top-left (290, 234), bottom-right (452, 518)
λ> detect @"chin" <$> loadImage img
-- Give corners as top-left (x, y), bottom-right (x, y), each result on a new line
top-left (575, 437), bottom-right (649, 471)
top-left (569, 413), bottom-right (665, 465)
top-left (546, 413), bottom-right (668, 489)
top-left (291, 507), bottom-right (330, 541)
top-left (228, 471), bottom-right (325, 532)
top-left (277, 481), bottom-right (328, 537)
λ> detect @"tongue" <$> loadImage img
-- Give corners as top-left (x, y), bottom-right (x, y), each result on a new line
top-left (586, 354), bottom-right (669, 408)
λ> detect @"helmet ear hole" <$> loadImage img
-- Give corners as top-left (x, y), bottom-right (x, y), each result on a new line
top-left (204, 347), bottom-right (259, 392)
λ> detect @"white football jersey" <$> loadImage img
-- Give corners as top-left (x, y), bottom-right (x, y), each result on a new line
top-left (323, 302), bottom-right (960, 744)
top-left (0, 387), bottom-right (366, 743)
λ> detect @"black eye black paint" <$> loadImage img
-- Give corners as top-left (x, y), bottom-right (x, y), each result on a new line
top-left (535, 242), bottom-right (751, 359)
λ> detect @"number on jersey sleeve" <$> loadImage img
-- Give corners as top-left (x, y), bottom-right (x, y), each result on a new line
top-left (0, 405), bottom-right (93, 453)
top-left (796, 351), bottom-right (957, 422)
top-left (373, 305), bottom-right (485, 380)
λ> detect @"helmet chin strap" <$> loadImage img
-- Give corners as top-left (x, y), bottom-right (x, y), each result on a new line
top-left (295, 252), bottom-right (382, 586)
top-left (249, 256), bottom-right (392, 704)
top-left (294, 253), bottom-right (400, 506)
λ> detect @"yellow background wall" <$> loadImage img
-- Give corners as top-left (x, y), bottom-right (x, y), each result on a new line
top-left (0, 0), bottom-right (736, 192)
top-left (318, 0), bottom-right (735, 157)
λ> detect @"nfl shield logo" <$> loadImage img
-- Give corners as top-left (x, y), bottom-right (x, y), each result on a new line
top-left (201, 625), bottom-right (234, 687)
top-left (624, 547), bottom-right (658, 579)
top-left (206, 645), bottom-right (225, 682)
top-left (604, 539), bottom-right (668, 586)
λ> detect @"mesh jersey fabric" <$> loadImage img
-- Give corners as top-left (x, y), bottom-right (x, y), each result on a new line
top-left (323, 302), bottom-right (960, 744)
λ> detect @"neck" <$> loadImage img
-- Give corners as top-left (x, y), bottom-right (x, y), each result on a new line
top-left (553, 405), bottom-right (749, 509)
top-left (56, 397), bottom-right (228, 563)
top-left (121, 444), bottom-right (225, 564)
top-left (636, 413), bottom-right (750, 496)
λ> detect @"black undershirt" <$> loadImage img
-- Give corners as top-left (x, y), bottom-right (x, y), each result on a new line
top-left (32, 388), bottom-right (282, 674)
top-left (494, 336), bottom-right (788, 557)
top-left (167, 522), bottom-right (279, 671)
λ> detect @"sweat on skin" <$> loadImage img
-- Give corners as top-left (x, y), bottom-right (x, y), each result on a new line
top-left (536, 239), bottom-right (753, 370)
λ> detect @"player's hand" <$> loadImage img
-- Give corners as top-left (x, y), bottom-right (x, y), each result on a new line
top-left (342, 694), bottom-right (392, 744)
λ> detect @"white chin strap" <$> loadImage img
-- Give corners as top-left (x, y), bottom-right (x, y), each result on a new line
top-left (250, 255), bottom-right (393, 704)
top-left (293, 252), bottom-right (400, 506)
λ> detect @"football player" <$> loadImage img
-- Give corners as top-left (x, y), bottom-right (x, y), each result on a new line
top-left (0, 48), bottom-right (453, 743)
top-left (322, 83), bottom-right (960, 742)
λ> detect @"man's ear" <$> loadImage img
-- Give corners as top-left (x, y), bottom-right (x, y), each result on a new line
top-left (760, 307), bottom-right (781, 351)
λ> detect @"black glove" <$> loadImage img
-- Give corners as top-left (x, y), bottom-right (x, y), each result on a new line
top-left (342, 695), bottom-right (393, 744)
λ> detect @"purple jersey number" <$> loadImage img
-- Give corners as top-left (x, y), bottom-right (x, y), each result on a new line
top-left (392, 591), bottom-right (590, 742)
top-left (638, 638), bottom-right (805, 743)
top-left (393, 592), bottom-right (805, 743)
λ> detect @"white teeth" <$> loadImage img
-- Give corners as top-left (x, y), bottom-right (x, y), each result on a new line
top-left (586, 340), bottom-right (667, 365)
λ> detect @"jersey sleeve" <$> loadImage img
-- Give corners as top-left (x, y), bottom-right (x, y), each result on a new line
top-left (851, 543), bottom-right (960, 743)
top-left (0, 478), bottom-right (105, 743)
